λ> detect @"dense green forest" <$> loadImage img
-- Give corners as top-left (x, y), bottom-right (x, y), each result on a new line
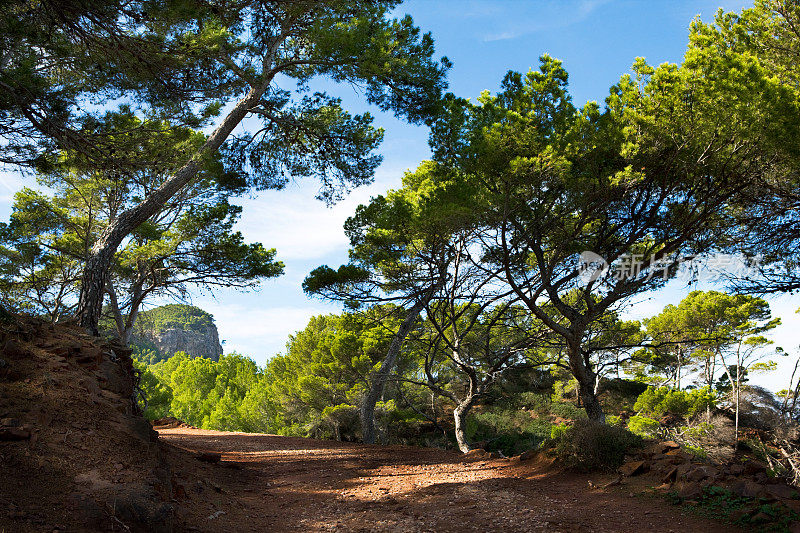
top-left (132, 289), bottom-right (789, 461)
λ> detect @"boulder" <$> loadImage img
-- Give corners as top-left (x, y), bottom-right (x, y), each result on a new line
top-left (618, 460), bottom-right (649, 477)
top-left (730, 480), bottom-right (766, 499)
top-left (677, 482), bottom-right (703, 501)
top-left (1, 339), bottom-right (29, 359)
top-left (685, 466), bottom-right (719, 482)
top-left (729, 463), bottom-right (745, 475)
top-left (763, 484), bottom-right (797, 501)
top-left (665, 449), bottom-right (692, 464)
top-left (661, 466), bottom-right (679, 484)
top-left (743, 461), bottom-right (768, 476)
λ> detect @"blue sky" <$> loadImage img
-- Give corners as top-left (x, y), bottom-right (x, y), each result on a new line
top-left (3, 0), bottom-right (798, 390)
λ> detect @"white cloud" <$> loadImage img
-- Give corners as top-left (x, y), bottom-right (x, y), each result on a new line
top-left (234, 190), bottom-right (362, 261)
top-left (233, 165), bottom-right (407, 262)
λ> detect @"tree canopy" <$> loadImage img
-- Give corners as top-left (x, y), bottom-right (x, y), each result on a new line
top-left (1, 0), bottom-right (451, 332)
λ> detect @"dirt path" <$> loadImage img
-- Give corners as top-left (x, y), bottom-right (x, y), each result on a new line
top-left (158, 428), bottom-right (737, 532)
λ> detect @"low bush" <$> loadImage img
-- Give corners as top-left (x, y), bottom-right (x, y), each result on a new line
top-left (634, 386), bottom-right (716, 419)
top-left (312, 404), bottom-right (361, 441)
top-left (549, 400), bottom-right (587, 421)
top-left (548, 419), bottom-right (643, 471)
top-left (550, 422), bottom-right (570, 440)
top-left (627, 415), bottom-right (661, 437)
top-left (466, 408), bottom-right (553, 456)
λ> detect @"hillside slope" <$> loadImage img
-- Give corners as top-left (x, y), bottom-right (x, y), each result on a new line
top-left (0, 314), bottom-right (178, 532)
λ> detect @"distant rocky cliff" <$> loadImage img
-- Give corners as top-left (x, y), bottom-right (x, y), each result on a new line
top-left (130, 304), bottom-right (223, 362)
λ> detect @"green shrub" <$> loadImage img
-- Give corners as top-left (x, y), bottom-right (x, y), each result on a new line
top-left (600, 378), bottom-right (649, 398)
top-left (466, 408), bottom-right (553, 456)
top-left (313, 404), bottom-right (360, 441)
top-left (550, 422), bottom-right (570, 440)
top-left (634, 386), bottom-right (716, 419)
top-left (375, 401), bottom-right (432, 444)
top-left (549, 401), bottom-right (587, 421)
top-left (627, 415), bottom-right (661, 437)
top-left (515, 392), bottom-right (551, 410)
top-left (684, 444), bottom-right (709, 459)
top-left (687, 388), bottom-right (717, 417)
top-left (549, 419), bottom-right (643, 471)
top-left (133, 360), bottom-right (173, 420)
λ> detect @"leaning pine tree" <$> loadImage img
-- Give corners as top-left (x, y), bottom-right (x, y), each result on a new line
top-left (0, 0), bottom-right (450, 334)
top-left (303, 163), bottom-right (463, 443)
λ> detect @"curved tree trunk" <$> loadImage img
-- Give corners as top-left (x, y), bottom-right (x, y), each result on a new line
top-left (76, 82), bottom-right (270, 334)
top-left (361, 297), bottom-right (428, 444)
top-left (453, 396), bottom-right (476, 453)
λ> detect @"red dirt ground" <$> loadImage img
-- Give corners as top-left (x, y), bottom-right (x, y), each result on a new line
top-left (158, 427), bottom-right (740, 532)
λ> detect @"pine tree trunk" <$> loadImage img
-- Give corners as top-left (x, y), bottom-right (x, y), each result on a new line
top-left (76, 81), bottom-right (270, 334)
top-left (567, 340), bottom-right (605, 423)
top-left (105, 281), bottom-right (127, 343)
top-left (361, 297), bottom-right (428, 444)
top-left (454, 397), bottom-right (476, 453)
top-left (734, 383), bottom-right (740, 451)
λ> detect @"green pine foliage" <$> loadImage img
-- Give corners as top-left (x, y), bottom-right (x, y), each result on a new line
top-left (135, 305), bottom-right (216, 335)
top-left (137, 352), bottom-right (267, 432)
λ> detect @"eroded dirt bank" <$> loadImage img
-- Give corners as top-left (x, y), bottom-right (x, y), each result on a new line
top-left (158, 427), bottom-right (738, 532)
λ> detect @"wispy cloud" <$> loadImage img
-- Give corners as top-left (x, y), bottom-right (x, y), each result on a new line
top-left (233, 186), bottom-right (374, 262)
top-left (482, 0), bottom-right (613, 42)
top-left (232, 163), bottom-right (409, 262)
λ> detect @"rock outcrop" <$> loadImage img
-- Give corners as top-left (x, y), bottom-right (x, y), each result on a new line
top-left (130, 304), bottom-right (223, 361)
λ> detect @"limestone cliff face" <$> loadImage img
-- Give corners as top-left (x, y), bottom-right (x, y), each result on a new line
top-left (130, 304), bottom-right (223, 361)
top-left (143, 322), bottom-right (223, 361)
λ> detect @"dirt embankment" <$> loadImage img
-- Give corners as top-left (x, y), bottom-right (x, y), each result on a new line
top-left (0, 315), bottom-right (177, 532)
